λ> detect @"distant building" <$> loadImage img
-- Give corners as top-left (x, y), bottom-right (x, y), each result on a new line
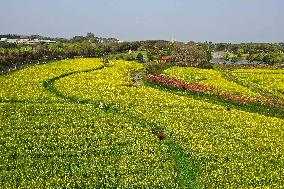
top-left (0, 38), bottom-right (56, 44)
top-left (17, 39), bottom-right (29, 44)
top-left (39, 40), bottom-right (56, 44)
top-left (7, 39), bottom-right (18, 43)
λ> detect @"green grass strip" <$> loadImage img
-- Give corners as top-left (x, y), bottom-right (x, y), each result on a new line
top-left (165, 139), bottom-right (200, 189)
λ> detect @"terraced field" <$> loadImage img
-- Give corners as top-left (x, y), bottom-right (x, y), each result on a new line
top-left (163, 66), bottom-right (270, 104)
top-left (1, 58), bottom-right (284, 188)
top-left (232, 69), bottom-right (284, 100)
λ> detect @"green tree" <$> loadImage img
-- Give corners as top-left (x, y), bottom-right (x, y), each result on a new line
top-left (206, 50), bottom-right (212, 62)
top-left (236, 48), bottom-right (244, 58)
top-left (86, 32), bottom-right (95, 39)
top-left (246, 53), bottom-right (256, 63)
top-left (255, 53), bottom-right (264, 62)
top-left (231, 55), bottom-right (238, 64)
top-left (136, 53), bottom-right (144, 63)
top-left (224, 52), bottom-right (231, 61)
top-left (263, 52), bottom-right (282, 65)
top-left (170, 43), bottom-right (208, 66)
top-left (147, 51), bottom-right (154, 61)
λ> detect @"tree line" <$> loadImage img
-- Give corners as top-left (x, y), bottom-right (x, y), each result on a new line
top-left (0, 33), bottom-right (211, 69)
top-left (211, 42), bottom-right (284, 65)
top-left (1, 33), bottom-right (283, 70)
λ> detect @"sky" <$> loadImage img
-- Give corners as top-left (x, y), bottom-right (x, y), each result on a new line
top-left (1, 0), bottom-right (283, 43)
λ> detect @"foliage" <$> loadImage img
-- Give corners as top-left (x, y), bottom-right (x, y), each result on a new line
top-left (146, 49), bottom-right (163, 63)
top-left (144, 62), bottom-right (171, 76)
top-left (212, 43), bottom-right (284, 54)
top-left (236, 48), bottom-right (244, 58)
top-left (170, 43), bottom-right (208, 66)
top-left (231, 55), bottom-right (238, 63)
top-left (224, 52), bottom-right (231, 61)
top-left (136, 53), bottom-right (144, 63)
top-left (146, 51), bottom-right (154, 61)
top-left (246, 52), bottom-right (283, 65)
top-left (263, 52), bottom-right (283, 65)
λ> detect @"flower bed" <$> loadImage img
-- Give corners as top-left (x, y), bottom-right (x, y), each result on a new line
top-left (147, 74), bottom-right (213, 93)
top-left (147, 74), bottom-right (274, 106)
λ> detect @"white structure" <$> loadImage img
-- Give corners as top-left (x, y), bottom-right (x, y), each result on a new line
top-left (0, 38), bottom-right (56, 44)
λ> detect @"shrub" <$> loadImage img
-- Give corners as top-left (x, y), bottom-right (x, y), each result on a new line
top-left (136, 53), bottom-right (144, 63)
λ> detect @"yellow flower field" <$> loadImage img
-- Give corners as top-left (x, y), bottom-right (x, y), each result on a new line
top-left (232, 69), bottom-right (284, 100)
top-left (1, 58), bottom-right (284, 188)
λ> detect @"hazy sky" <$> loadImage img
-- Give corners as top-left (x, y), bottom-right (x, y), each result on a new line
top-left (1, 0), bottom-right (283, 43)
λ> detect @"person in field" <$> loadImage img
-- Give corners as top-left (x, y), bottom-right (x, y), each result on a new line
top-left (159, 131), bottom-right (164, 142)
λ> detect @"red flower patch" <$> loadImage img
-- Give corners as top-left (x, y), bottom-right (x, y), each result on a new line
top-left (162, 56), bottom-right (171, 62)
top-left (147, 74), bottom-right (213, 93)
top-left (147, 74), bottom-right (274, 107)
